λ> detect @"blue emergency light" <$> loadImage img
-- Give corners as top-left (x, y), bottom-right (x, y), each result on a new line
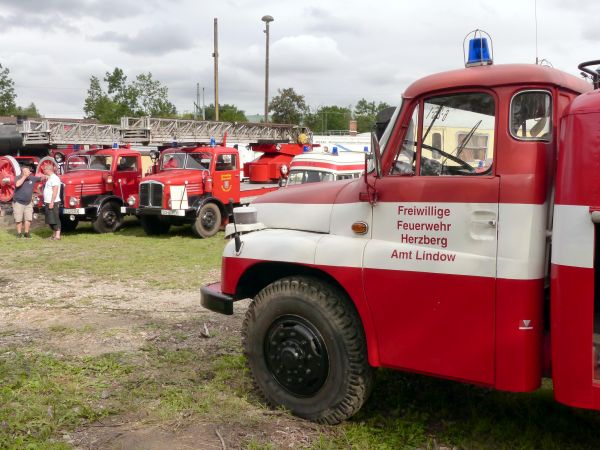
top-left (332, 146), bottom-right (338, 155)
top-left (364, 146), bottom-right (369, 153)
top-left (111, 142), bottom-right (118, 149)
top-left (303, 145), bottom-right (310, 152)
top-left (464, 30), bottom-right (493, 67)
top-left (210, 137), bottom-right (216, 147)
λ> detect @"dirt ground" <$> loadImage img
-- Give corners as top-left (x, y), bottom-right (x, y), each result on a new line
top-left (0, 268), bottom-right (324, 449)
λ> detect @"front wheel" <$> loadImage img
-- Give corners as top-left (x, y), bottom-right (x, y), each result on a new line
top-left (92, 201), bottom-right (122, 233)
top-left (192, 202), bottom-right (221, 238)
top-left (242, 276), bottom-right (373, 424)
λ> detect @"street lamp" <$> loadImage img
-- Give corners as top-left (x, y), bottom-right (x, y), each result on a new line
top-left (262, 15), bottom-right (274, 123)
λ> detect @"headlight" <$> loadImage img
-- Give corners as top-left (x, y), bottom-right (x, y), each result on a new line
top-left (280, 164), bottom-right (289, 176)
top-left (33, 195), bottom-right (40, 204)
top-left (106, 175), bottom-right (113, 184)
top-left (127, 195), bottom-right (135, 206)
top-left (69, 197), bottom-right (78, 206)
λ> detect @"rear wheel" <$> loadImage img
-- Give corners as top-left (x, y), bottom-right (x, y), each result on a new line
top-left (242, 276), bottom-right (373, 424)
top-left (141, 216), bottom-right (171, 235)
top-left (192, 202), bottom-right (221, 238)
top-left (92, 201), bottom-right (122, 233)
top-left (59, 216), bottom-right (79, 232)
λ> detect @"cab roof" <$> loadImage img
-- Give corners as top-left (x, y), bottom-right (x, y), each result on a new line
top-left (404, 64), bottom-right (592, 99)
top-left (161, 145), bottom-right (237, 155)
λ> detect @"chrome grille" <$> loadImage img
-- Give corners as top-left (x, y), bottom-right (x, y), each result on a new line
top-left (139, 182), bottom-right (163, 207)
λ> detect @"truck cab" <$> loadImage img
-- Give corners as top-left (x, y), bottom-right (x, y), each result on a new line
top-left (201, 48), bottom-right (600, 423)
top-left (48, 148), bottom-right (142, 232)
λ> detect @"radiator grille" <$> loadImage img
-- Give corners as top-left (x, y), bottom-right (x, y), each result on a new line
top-left (139, 182), bottom-right (163, 207)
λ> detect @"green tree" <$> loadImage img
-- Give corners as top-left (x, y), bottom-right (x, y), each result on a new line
top-left (305, 105), bottom-right (352, 133)
top-left (132, 73), bottom-right (177, 117)
top-left (83, 68), bottom-right (177, 123)
top-left (354, 98), bottom-right (392, 133)
top-left (14, 102), bottom-right (40, 117)
top-left (0, 64), bottom-right (17, 115)
top-left (203, 104), bottom-right (247, 122)
top-left (269, 88), bottom-right (308, 124)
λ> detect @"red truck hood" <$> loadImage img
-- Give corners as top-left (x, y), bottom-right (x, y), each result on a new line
top-left (252, 179), bottom-right (357, 233)
top-left (143, 170), bottom-right (205, 185)
top-left (60, 170), bottom-right (106, 185)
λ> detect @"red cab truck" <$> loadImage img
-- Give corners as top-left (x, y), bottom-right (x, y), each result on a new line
top-left (36, 147), bottom-right (143, 232)
top-left (122, 145), bottom-right (278, 237)
top-left (201, 38), bottom-right (600, 424)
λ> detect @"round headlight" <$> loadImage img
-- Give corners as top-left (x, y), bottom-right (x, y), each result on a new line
top-left (33, 195), bottom-right (40, 204)
top-left (280, 164), bottom-right (289, 176)
top-left (127, 195), bottom-right (135, 206)
top-left (69, 197), bottom-right (77, 206)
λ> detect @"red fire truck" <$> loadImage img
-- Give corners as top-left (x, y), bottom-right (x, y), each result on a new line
top-left (118, 117), bottom-right (312, 237)
top-left (39, 147), bottom-right (143, 232)
top-left (122, 144), bottom-right (278, 237)
top-left (201, 35), bottom-right (600, 424)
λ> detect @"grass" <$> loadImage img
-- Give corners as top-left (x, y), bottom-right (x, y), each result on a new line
top-left (0, 218), bottom-right (225, 290)
top-left (2, 220), bottom-right (600, 448)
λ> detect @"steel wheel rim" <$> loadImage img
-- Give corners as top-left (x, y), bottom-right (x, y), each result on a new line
top-left (264, 314), bottom-right (329, 397)
top-left (201, 209), bottom-right (217, 230)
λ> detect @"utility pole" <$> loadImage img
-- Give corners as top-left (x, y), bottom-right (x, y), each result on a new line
top-left (213, 18), bottom-right (219, 121)
top-left (195, 83), bottom-right (200, 119)
top-left (202, 86), bottom-right (206, 120)
top-left (262, 15), bottom-right (274, 123)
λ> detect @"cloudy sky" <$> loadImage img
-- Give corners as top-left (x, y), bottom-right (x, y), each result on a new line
top-left (0, 0), bottom-right (597, 118)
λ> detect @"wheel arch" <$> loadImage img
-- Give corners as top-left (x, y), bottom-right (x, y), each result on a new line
top-left (193, 195), bottom-right (229, 225)
top-left (235, 261), bottom-right (380, 366)
top-left (91, 194), bottom-right (124, 209)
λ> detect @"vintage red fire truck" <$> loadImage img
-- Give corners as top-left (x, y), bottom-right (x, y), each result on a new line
top-left (122, 144), bottom-right (278, 237)
top-left (36, 147), bottom-right (143, 232)
top-left (202, 35), bottom-right (600, 424)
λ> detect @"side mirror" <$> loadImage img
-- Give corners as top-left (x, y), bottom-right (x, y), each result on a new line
top-left (369, 132), bottom-right (382, 178)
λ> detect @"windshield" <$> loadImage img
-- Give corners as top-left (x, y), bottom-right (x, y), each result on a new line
top-left (287, 169), bottom-right (335, 185)
top-left (65, 154), bottom-right (112, 172)
top-left (161, 152), bottom-right (212, 170)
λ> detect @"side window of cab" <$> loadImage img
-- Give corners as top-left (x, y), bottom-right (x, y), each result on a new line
top-left (420, 92), bottom-right (495, 176)
top-left (510, 90), bottom-right (552, 141)
top-left (117, 156), bottom-right (138, 172)
top-left (216, 154), bottom-right (237, 171)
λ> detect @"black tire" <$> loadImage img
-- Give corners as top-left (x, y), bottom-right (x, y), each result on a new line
top-left (140, 216), bottom-right (171, 235)
top-left (242, 276), bottom-right (373, 424)
top-left (92, 201), bottom-right (123, 233)
top-left (59, 216), bottom-right (78, 233)
top-left (192, 202), bottom-right (221, 238)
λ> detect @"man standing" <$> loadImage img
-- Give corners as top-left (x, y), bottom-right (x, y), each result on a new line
top-left (13, 164), bottom-right (42, 239)
top-left (43, 163), bottom-right (62, 240)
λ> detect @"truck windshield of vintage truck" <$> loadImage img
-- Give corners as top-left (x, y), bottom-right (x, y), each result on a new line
top-left (65, 154), bottom-right (112, 172)
top-left (161, 152), bottom-right (212, 171)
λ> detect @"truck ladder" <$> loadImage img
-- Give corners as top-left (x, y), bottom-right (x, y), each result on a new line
top-left (120, 117), bottom-right (312, 146)
top-left (19, 120), bottom-right (121, 146)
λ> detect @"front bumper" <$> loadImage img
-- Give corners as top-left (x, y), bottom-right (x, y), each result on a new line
top-left (201, 282), bottom-right (235, 315)
top-left (125, 206), bottom-right (197, 219)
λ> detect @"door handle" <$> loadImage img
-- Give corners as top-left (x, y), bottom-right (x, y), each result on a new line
top-left (471, 218), bottom-right (496, 227)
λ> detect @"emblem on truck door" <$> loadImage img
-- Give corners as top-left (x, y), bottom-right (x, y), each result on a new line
top-left (222, 174), bottom-right (232, 192)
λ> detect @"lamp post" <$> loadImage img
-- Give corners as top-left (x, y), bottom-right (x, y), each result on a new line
top-left (262, 15), bottom-right (274, 123)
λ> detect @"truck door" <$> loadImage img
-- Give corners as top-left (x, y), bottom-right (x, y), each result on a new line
top-left (115, 155), bottom-right (141, 200)
top-left (363, 92), bottom-right (499, 384)
top-left (212, 152), bottom-right (240, 203)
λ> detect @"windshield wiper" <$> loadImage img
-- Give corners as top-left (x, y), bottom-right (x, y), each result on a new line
top-left (455, 120), bottom-right (482, 160)
top-left (422, 105), bottom-right (444, 142)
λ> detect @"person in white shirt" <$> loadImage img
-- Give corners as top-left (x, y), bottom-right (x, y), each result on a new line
top-left (43, 163), bottom-right (62, 240)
